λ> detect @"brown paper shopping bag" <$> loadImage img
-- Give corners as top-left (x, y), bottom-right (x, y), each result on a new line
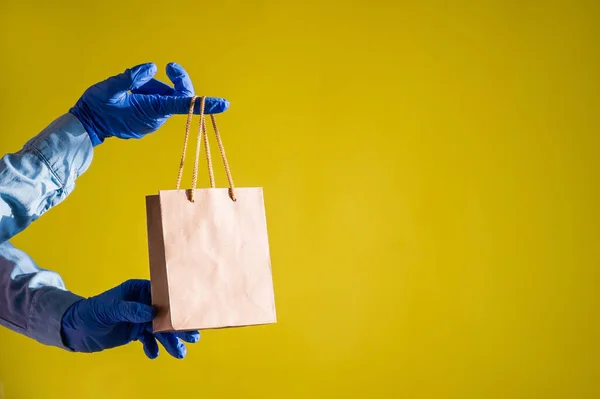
top-left (145, 96), bottom-right (276, 332)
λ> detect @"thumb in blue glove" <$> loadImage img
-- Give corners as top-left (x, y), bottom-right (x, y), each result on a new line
top-left (69, 62), bottom-right (229, 146)
top-left (61, 279), bottom-right (199, 359)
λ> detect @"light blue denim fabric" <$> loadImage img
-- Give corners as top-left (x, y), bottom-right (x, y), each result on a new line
top-left (0, 113), bottom-right (93, 349)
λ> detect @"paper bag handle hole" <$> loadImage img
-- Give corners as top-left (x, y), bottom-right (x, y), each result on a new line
top-left (185, 188), bottom-right (236, 202)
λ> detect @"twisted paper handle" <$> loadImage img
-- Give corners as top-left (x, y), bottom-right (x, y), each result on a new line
top-left (175, 96), bottom-right (236, 202)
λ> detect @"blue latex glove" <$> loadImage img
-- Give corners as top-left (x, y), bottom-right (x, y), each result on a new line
top-left (69, 62), bottom-right (229, 146)
top-left (61, 279), bottom-right (199, 359)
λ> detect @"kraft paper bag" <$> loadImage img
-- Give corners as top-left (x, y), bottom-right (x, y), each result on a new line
top-left (145, 96), bottom-right (276, 332)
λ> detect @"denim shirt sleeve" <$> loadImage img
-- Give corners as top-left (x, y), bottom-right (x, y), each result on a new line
top-left (0, 113), bottom-right (93, 349)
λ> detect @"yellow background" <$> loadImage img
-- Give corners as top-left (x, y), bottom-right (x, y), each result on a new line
top-left (0, 0), bottom-right (598, 398)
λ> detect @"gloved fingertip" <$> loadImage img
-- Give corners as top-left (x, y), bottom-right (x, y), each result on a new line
top-left (200, 98), bottom-right (230, 114)
top-left (221, 99), bottom-right (230, 112)
top-left (176, 342), bottom-right (187, 359)
top-left (128, 62), bottom-right (156, 75)
top-left (143, 306), bottom-right (156, 320)
top-left (189, 331), bottom-right (201, 343)
top-left (166, 62), bottom-right (182, 73)
top-left (142, 62), bottom-right (158, 73)
top-left (174, 330), bottom-right (200, 344)
top-left (129, 63), bottom-right (158, 90)
top-left (144, 347), bottom-right (159, 360)
top-left (165, 63), bottom-right (194, 96)
top-left (140, 332), bottom-right (160, 359)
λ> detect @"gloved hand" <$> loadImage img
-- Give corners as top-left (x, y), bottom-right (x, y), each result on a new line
top-left (69, 62), bottom-right (229, 146)
top-left (61, 279), bottom-right (199, 359)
